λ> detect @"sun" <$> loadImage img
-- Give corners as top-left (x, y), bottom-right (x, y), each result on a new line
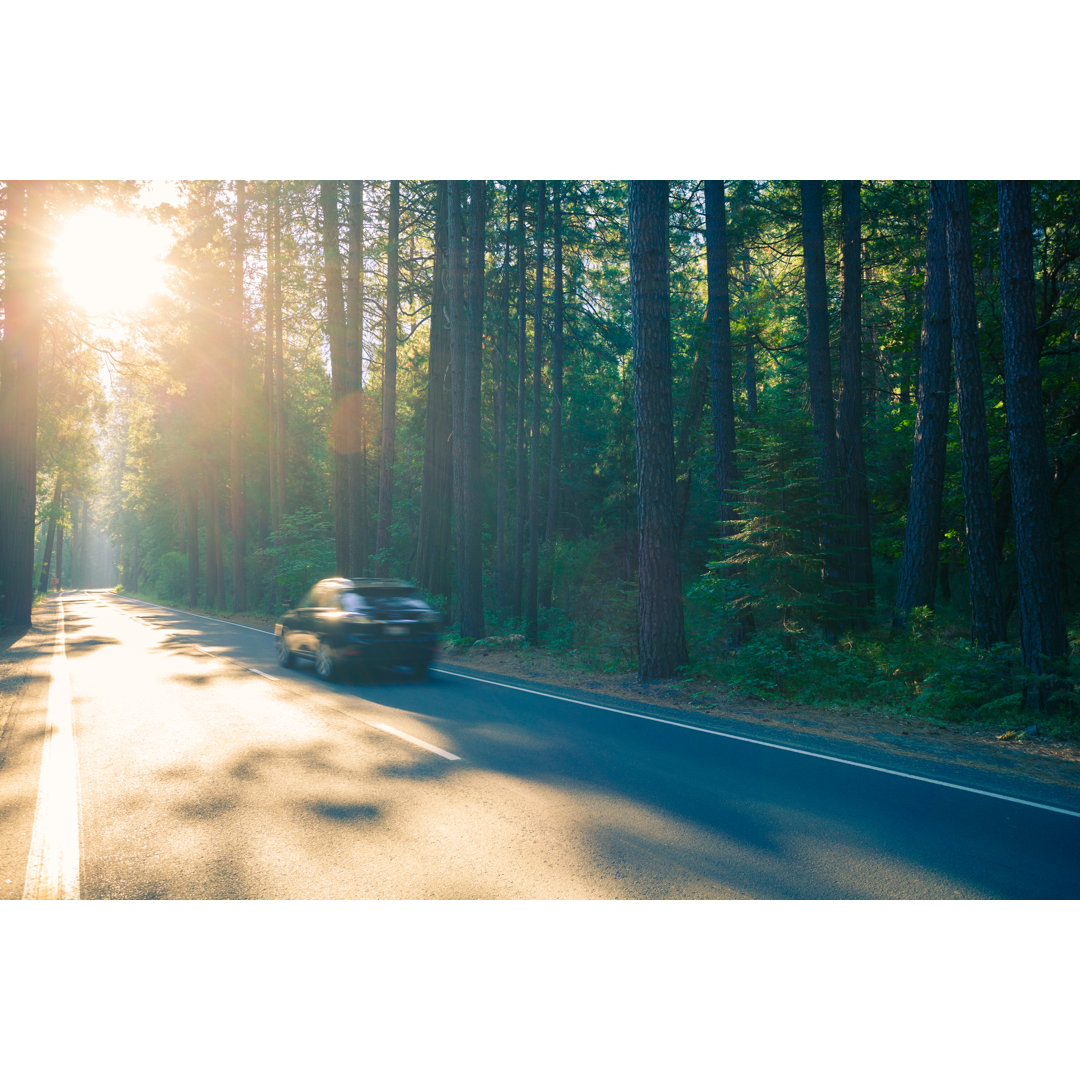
top-left (52, 206), bottom-right (173, 317)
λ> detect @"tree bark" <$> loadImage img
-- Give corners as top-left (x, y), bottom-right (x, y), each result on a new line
top-left (526, 182), bottom-right (546, 644)
top-left (319, 181), bottom-right (350, 575)
top-left (837, 179), bottom-right (873, 621)
top-left (376, 180), bottom-right (400, 571)
top-left (448, 180), bottom-right (468, 630)
top-left (513, 182), bottom-right (528, 619)
top-left (800, 180), bottom-right (843, 605)
top-left (0, 181), bottom-right (45, 628)
top-left (264, 185), bottom-right (278, 541)
top-left (895, 181), bottom-right (951, 625)
top-left (461, 180), bottom-right (487, 639)
top-left (204, 469), bottom-right (221, 609)
top-left (998, 180), bottom-right (1068, 702)
top-left (37, 477), bottom-right (63, 595)
top-left (541, 180), bottom-right (564, 610)
top-left (495, 184), bottom-right (512, 613)
top-left (416, 182), bottom-right (453, 602)
top-left (742, 248), bottom-right (757, 417)
top-left (705, 181), bottom-right (738, 528)
top-left (628, 181), bottom-right (688, 680)
top-left (186, 485), bottom-right (199, 608)
top-left (55, 516), bottom-right (65, 590)
top-left (230, 179), bottom-right (248, 610)
top-left (346, 180), bottom-right (367, 575)
top-left (943, 180), bottom-right (1006, 647)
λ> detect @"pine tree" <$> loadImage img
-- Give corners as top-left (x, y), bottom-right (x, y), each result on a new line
top-left (943, 180), bottom-right (1005, 647)
top-left (837, 179), bottom-right (873, 620)
top-left (376, 180), bottom-right (399, 570)
top-left (895, 181), bottom-right (951, 625)
top-left (998, 180), bottom-right (1068, 702)
top-left (628, 180), bottom-right (688, 679)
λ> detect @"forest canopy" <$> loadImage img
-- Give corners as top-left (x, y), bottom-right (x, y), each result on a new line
top-left (2, 179), bottom-right (1078, 734)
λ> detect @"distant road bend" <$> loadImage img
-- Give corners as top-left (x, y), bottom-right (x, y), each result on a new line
top-left (2, 589), bottom-right (1078, 900)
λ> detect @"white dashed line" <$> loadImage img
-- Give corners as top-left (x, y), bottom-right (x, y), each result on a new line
top-left (368, 722), bottom-right (460, 761)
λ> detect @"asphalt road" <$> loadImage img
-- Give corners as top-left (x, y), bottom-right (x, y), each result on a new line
top-left (2, 589), bottom-right (1079, 900)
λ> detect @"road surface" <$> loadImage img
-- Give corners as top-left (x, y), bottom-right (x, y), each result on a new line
top-left (2, 589), bottom-right (1078, 899)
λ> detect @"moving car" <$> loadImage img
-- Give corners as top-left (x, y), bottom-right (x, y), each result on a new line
top-left (275, 578), bottom-right (441, 681)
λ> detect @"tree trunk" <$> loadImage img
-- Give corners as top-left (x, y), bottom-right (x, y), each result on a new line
top-left (0, 181), bottom-right (45, 628)
top-left (204, 469), bottom-right (223, 609)
top-left (895, 181), bottom-right (951, 625)
top-left (674, 339), bottom-right (709, 539)
top-left (705, 181), bottom-right (738, 528)
top-left (837, 179), bottom-right (873, 621)
top-left (186, 485), bottom-right (199, 608)
top-left (628, 181), bottom-right (688, 680)
top-left (526, 181), bottom-right (546, 645)
top-left (376, 180), bottom-right (400, 572)
top-left (264, 186), bottom-right (278, 540)
top-left (495, 185), bottom-right (512, 614)
top-left (230, 179), bottom-right (248, 611)
top-left (37, 477), bottom-right (63, 595)
top-left (448, 180), bottom-right (469, 631)
top-left (742, 248), bottom-right (757, 417)
top-left (800, 180), bottom-right (843, 608)
top-left (705, 180), bottom-right (752, 644)
top-left (70, 499), bottom-right (81, 589)
top-left (274, 187), bottom-right (287, 532)
top-left (513, 181), bottom-right (529, 620)
top-left (416, 182), bottom-right (453, 603)
top-left (943, 180), bottom-right (1006, 647)
top-left (461, 180), bottom-right (487, 639)
top-left (998, 180), bottom-right (1068, 703)
top-left (320, 181), bottom-right (350, 575)
top-left (541, 180), bottom-right (564, 610)
top-left (347, 180), bottom-right (367, 575)
top-left (55, 515), bottom-right (65, 590)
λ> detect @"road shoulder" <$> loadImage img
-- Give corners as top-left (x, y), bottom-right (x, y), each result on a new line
top-left (434, 647), bottom-right (1080, 815)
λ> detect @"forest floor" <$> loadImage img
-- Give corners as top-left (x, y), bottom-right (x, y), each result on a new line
top-left (5, 601), bottom-right (1079, 798)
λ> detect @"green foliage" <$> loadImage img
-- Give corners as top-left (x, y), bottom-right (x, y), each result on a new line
top-left (153, 550), bottom-right (188, 604)
top-left (254, 508), bottom-right (335, 605)
top-left (539, 536), bottom-right (638, 670)
top-left (695, 403), bottom-right (829, 628)
top-left (686, 604), bottom-right (1080, 740)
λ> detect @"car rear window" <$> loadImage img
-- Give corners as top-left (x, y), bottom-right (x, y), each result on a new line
top-left (352, 586), bottom-right (417, 600)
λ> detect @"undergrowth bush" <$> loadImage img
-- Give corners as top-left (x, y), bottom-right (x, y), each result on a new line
top-left (686, 604), bottom-right (1080, 739)
top-left (153, 550), bottom-right (188, 604)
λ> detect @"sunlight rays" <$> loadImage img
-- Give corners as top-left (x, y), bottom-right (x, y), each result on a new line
top-left (51, 206), bottom-right (173, 316)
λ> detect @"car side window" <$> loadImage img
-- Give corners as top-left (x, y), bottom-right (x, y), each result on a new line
top-left (299, 588), bottom-right (318, 608)
top-left (314, 586), bottom-right (336, 608)
top-left (341, 592), bottom-right (364, 612)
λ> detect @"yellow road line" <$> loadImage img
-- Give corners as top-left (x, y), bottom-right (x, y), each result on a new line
top-left (23, 598), bottom-right (81, 900)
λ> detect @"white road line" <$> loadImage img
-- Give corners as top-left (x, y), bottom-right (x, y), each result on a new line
top-left (247, 668), bottom-right (278, 680)
top-left (367, 722), bottom-right (460, 761)
top-left (24, 598), bottom-right (81, 900)
top-left (431, 667), bottom-right (1080, 821)
top-left (118, 595), bottom-right (277, 635)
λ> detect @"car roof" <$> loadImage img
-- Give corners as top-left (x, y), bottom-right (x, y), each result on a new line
top-left (318, 577), bottom-right (417, 590)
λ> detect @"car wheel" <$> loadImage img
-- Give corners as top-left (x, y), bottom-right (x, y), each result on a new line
top-left (315, 641), bottom-right (338, 682)
top-left (277, 635), bottom-right (296, 668)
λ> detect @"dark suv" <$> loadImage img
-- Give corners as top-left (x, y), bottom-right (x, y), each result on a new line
top-left (275, 578), bottom-right (441, 681)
